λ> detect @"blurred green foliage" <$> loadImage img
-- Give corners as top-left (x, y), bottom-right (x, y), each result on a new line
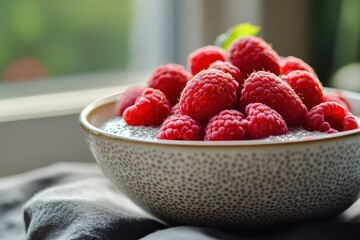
top-left (312, 0), bottom-right (360, 85)
top-left (312, 0), bottom-right (342, 85)
top-left (0, 0), bottom-right (131, 80)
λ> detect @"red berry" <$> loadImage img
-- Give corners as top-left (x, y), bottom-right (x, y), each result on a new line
top-left (244, 103), bottom-right (288, 139)
top-left (157, 114), bottom-right (203, 140)
top-left (204, 110), bottom-right (246, 141)
top-left (170, 103), bottom-right (180, 116)
top-left (280, 56), bottom-right (315, 75)
top-left (208, 60), bottom-right (244, 97)
top-left (208, 61), bottom-right (243, 86)
top-left (123, 88), bottom-right (171, 126)
top-left (240, 71), bottom-right (308, 126)
top-left (148, 63), bottom-right (191, 105)
top-left (304, 102), bottom-right (358, 133)
top-left (281, 70), bottom-right (323, 110)
top-left (228, 36), bottom-right (280, 77)
top-left (323, 92), bottom-right (352, 112)
top-left (114, 85), bottom-right (147, 116)
top-left (179, 69), bottom-right (238, 123)
top-left (187, 45), bottom-right (226, 75)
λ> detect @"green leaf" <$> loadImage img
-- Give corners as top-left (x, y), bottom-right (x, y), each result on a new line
top-left (215, 23), bottom-right (261, 50)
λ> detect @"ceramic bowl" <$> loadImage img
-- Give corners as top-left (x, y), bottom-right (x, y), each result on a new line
top-left (80, 88), bottom-right (360, 229)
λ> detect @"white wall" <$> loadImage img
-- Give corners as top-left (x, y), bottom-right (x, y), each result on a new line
top-left (0, 114), bottom-right (93, 177)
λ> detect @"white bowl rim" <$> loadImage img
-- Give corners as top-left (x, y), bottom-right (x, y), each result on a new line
top-left (80, 88), bottom-right (360, 146)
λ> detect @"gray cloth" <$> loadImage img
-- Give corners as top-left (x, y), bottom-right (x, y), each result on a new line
top-left (1, 162), bottom-right (360, 240)
top-left (0, 163), bottom-right (104, 240)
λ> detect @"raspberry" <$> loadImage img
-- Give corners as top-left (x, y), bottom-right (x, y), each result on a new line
top-left (179, 69), bottom-right (238, 123)
top-left (208, 60), bottom-right (244, 97)
top-left (208, 61), bottom-right (243, 85)
top-left (123, 88), bottom-right (171, 126)
top-left (187, 45), bottom-right (226, 75)
top-left (280, 56), bottom-right (315, 75)
top-left (148, 64), bottom-right (191, 105)
top-left (323, 92), bottom-right (352, 112)
top-left (156, 114), bottom-right (203, 140)
top-left (304, 102), bottom-right (358, 133)
top-left (228, 36), bottom-right (280, 77)
top-left (281, 70), bottom-right (323, 110)
top-left (204, 110), bottom-right (246, 141)
top-left (170, 103), bottom-right (180, 116)
top-left (244, 103), bottom-right (288, 139)
top-left (240, 71), bottom-right (307, 126)
top-left (114, 85), bottom-right (146, 116)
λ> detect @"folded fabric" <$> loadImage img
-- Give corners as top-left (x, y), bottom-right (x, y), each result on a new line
top-left (0, 163), bottom-right (104, 240)
top-left (1, 162), bottom-right (360, 240)
top-left (24, 177), bottom-right (166, 240)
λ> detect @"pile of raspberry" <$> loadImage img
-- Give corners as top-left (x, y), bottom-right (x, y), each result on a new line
top-left (115, 36), bottom-right (358, 141)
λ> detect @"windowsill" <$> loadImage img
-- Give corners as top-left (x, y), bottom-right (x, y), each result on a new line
top-left (0, 84), bottom-right (131, 123)
top-left (0, 71), bottom-right (148, 177)
top-left (0, 71), bottom-right (149, 122)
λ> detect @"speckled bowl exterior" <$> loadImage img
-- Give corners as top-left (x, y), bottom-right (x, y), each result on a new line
top-left (80, 89), bottom-right (360, 229)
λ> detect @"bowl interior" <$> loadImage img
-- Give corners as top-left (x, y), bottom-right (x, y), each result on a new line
top-left (80, 87), bottom-right (360, 146)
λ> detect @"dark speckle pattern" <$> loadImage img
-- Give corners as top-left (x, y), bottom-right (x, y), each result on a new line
top-left (86, 132), bottom-right (360, 229)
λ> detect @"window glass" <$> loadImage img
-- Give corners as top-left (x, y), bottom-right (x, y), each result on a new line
top-left (0, 0), bottom-right (132, 82)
